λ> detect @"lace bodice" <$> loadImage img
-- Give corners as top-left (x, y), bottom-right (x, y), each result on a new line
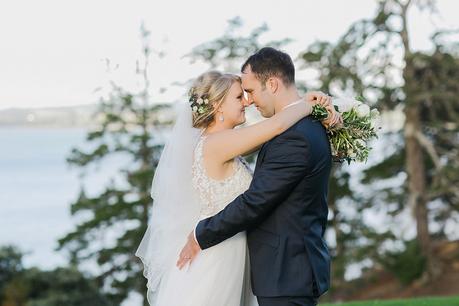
top-left (192, 135), bottom-right (253, 218)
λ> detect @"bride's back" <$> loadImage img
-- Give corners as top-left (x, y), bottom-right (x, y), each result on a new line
top-left (192, 135), bottom-right (252, 219)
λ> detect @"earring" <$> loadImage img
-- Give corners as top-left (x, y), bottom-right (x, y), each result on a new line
top-left (219, 114), bottom-right (224, 122)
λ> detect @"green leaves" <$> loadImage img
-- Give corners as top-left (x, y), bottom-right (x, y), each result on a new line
top-left (58, 33), bottom-right (171, 306)
top-left (379, 239), bottom-right (427, 285)
top-left (0, 246), bottom-right (112, 306)
top-left (311, 104), bottom-right (329, 120)
top-left (186, 17), bottom-right (291, 72)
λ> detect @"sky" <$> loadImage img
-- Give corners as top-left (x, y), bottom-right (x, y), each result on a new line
top-left (0, 0), bottom-right (458, 110)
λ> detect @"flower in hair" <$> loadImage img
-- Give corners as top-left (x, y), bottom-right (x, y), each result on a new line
top-left (189, 89), bottom-right (212, 115)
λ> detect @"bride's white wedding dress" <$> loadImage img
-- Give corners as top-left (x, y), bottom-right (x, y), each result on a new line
top-left (154, 135), bottom-right (258, 306)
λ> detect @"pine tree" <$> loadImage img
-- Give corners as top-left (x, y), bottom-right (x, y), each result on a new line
top-left (298, 0), bottom-right (459, 282)
top-left (57, 26), bottom-right (172, 305)
top-left (186, 17), bottom-right (292, 73)
top-left (0, 245), bottom-right (112, 306)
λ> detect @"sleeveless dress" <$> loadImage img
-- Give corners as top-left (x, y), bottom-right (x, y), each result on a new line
top-left (154, 135), bottom-right (258, 306)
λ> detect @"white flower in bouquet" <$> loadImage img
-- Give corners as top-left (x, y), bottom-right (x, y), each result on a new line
top-left (371, 117), bottom-right (381, 130)
top-left (355, 139), bottom-right (366, 148)
top-left (356, 103), bottom-right (371, 118)
top-left (347, 148), bottom-right (357, 158)
top-left (333, 97), bottom-right (357, 113)
top-left (370, 108), bottom-right (380, 118)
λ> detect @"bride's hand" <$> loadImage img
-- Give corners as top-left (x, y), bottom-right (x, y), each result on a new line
top-left (323, 110), bottom-right (343, 129)
top-left (304, 91), bottom-right (331, 108)
top-left (304, 91), bottom-right (342, 128)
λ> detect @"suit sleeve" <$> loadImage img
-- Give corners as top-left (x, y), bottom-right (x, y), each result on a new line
top-left (195, 130), bottom-right (310, 250)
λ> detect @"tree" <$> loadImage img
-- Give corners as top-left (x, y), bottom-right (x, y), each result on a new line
top-left (298, 0), bottom-right (459, 282)
top-left (57, 26), bottom-right (171, 305)
top-left (186, 16), bottom-right (292, 73)
top-left (0, 246), bottom-right (110, 306)
top-left (0, 246), bottom-right (24, 305)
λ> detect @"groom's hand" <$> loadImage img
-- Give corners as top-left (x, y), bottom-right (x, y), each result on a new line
top-left (176, 231), bottom-right (202, 270)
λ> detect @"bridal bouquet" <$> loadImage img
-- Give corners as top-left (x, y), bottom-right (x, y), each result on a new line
top-left (311, 97), bottom-right (380, 164)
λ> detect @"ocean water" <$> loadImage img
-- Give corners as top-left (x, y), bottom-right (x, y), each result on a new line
top-left (0, 127), bottom-right (128, 269)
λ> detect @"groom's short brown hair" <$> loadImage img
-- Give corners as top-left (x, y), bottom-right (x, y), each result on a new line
top-left (241, 47), bottom-right (295, 87)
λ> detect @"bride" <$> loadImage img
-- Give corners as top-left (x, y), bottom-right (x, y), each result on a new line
top-left (136, 71), bottom-right (335, 306)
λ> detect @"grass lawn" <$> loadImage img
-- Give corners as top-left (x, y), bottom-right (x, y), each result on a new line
top-left (321, 295), bottom-right (459, 306)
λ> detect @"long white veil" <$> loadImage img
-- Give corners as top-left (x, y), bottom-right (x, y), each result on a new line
top-left (135, 102), bottom-right (202, 305)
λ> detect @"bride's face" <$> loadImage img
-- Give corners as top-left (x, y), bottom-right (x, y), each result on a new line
top-left (219, 82), bottom-right (247, 128)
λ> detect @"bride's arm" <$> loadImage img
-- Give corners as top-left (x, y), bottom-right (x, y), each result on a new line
top-left (206, 100), bottom-right (312, 163)
top-left (241, 144), bottom-right (262, 156)
top-left (238, 92), bottom-right (336, 157)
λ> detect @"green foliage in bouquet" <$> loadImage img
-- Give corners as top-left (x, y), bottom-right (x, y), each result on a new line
top-left (311, 104), bottom-right (329, 120)
top-left (312, 103), bottom-right (379, 164)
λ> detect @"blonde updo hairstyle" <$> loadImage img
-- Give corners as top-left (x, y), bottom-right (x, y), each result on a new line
top-left (189, 71), bottom-right (241, 129)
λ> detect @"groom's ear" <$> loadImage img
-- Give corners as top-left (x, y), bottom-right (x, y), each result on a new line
top-left (267, 77), bottom-right (279, 94)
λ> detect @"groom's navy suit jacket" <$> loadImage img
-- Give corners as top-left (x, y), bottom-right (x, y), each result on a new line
top-left (195, 116), bottom-right (332, 298)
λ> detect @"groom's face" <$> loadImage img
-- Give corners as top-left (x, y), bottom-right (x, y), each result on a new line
top-left (241, 66), bottom-right (275, 118)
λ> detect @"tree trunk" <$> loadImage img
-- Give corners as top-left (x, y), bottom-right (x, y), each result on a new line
top-left (400, 0), bottom-right (440, 281)
top-left (404, 105), bottom-right (438, 279)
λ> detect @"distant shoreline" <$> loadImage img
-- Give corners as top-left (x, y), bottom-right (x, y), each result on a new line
top-left (0, 124), bottom-right (91, 129)
top-left (0, 103), bottom-right (175, 128)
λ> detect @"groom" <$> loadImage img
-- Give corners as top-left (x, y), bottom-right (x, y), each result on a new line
top-left (178, 47), bottom-right (333, 306)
